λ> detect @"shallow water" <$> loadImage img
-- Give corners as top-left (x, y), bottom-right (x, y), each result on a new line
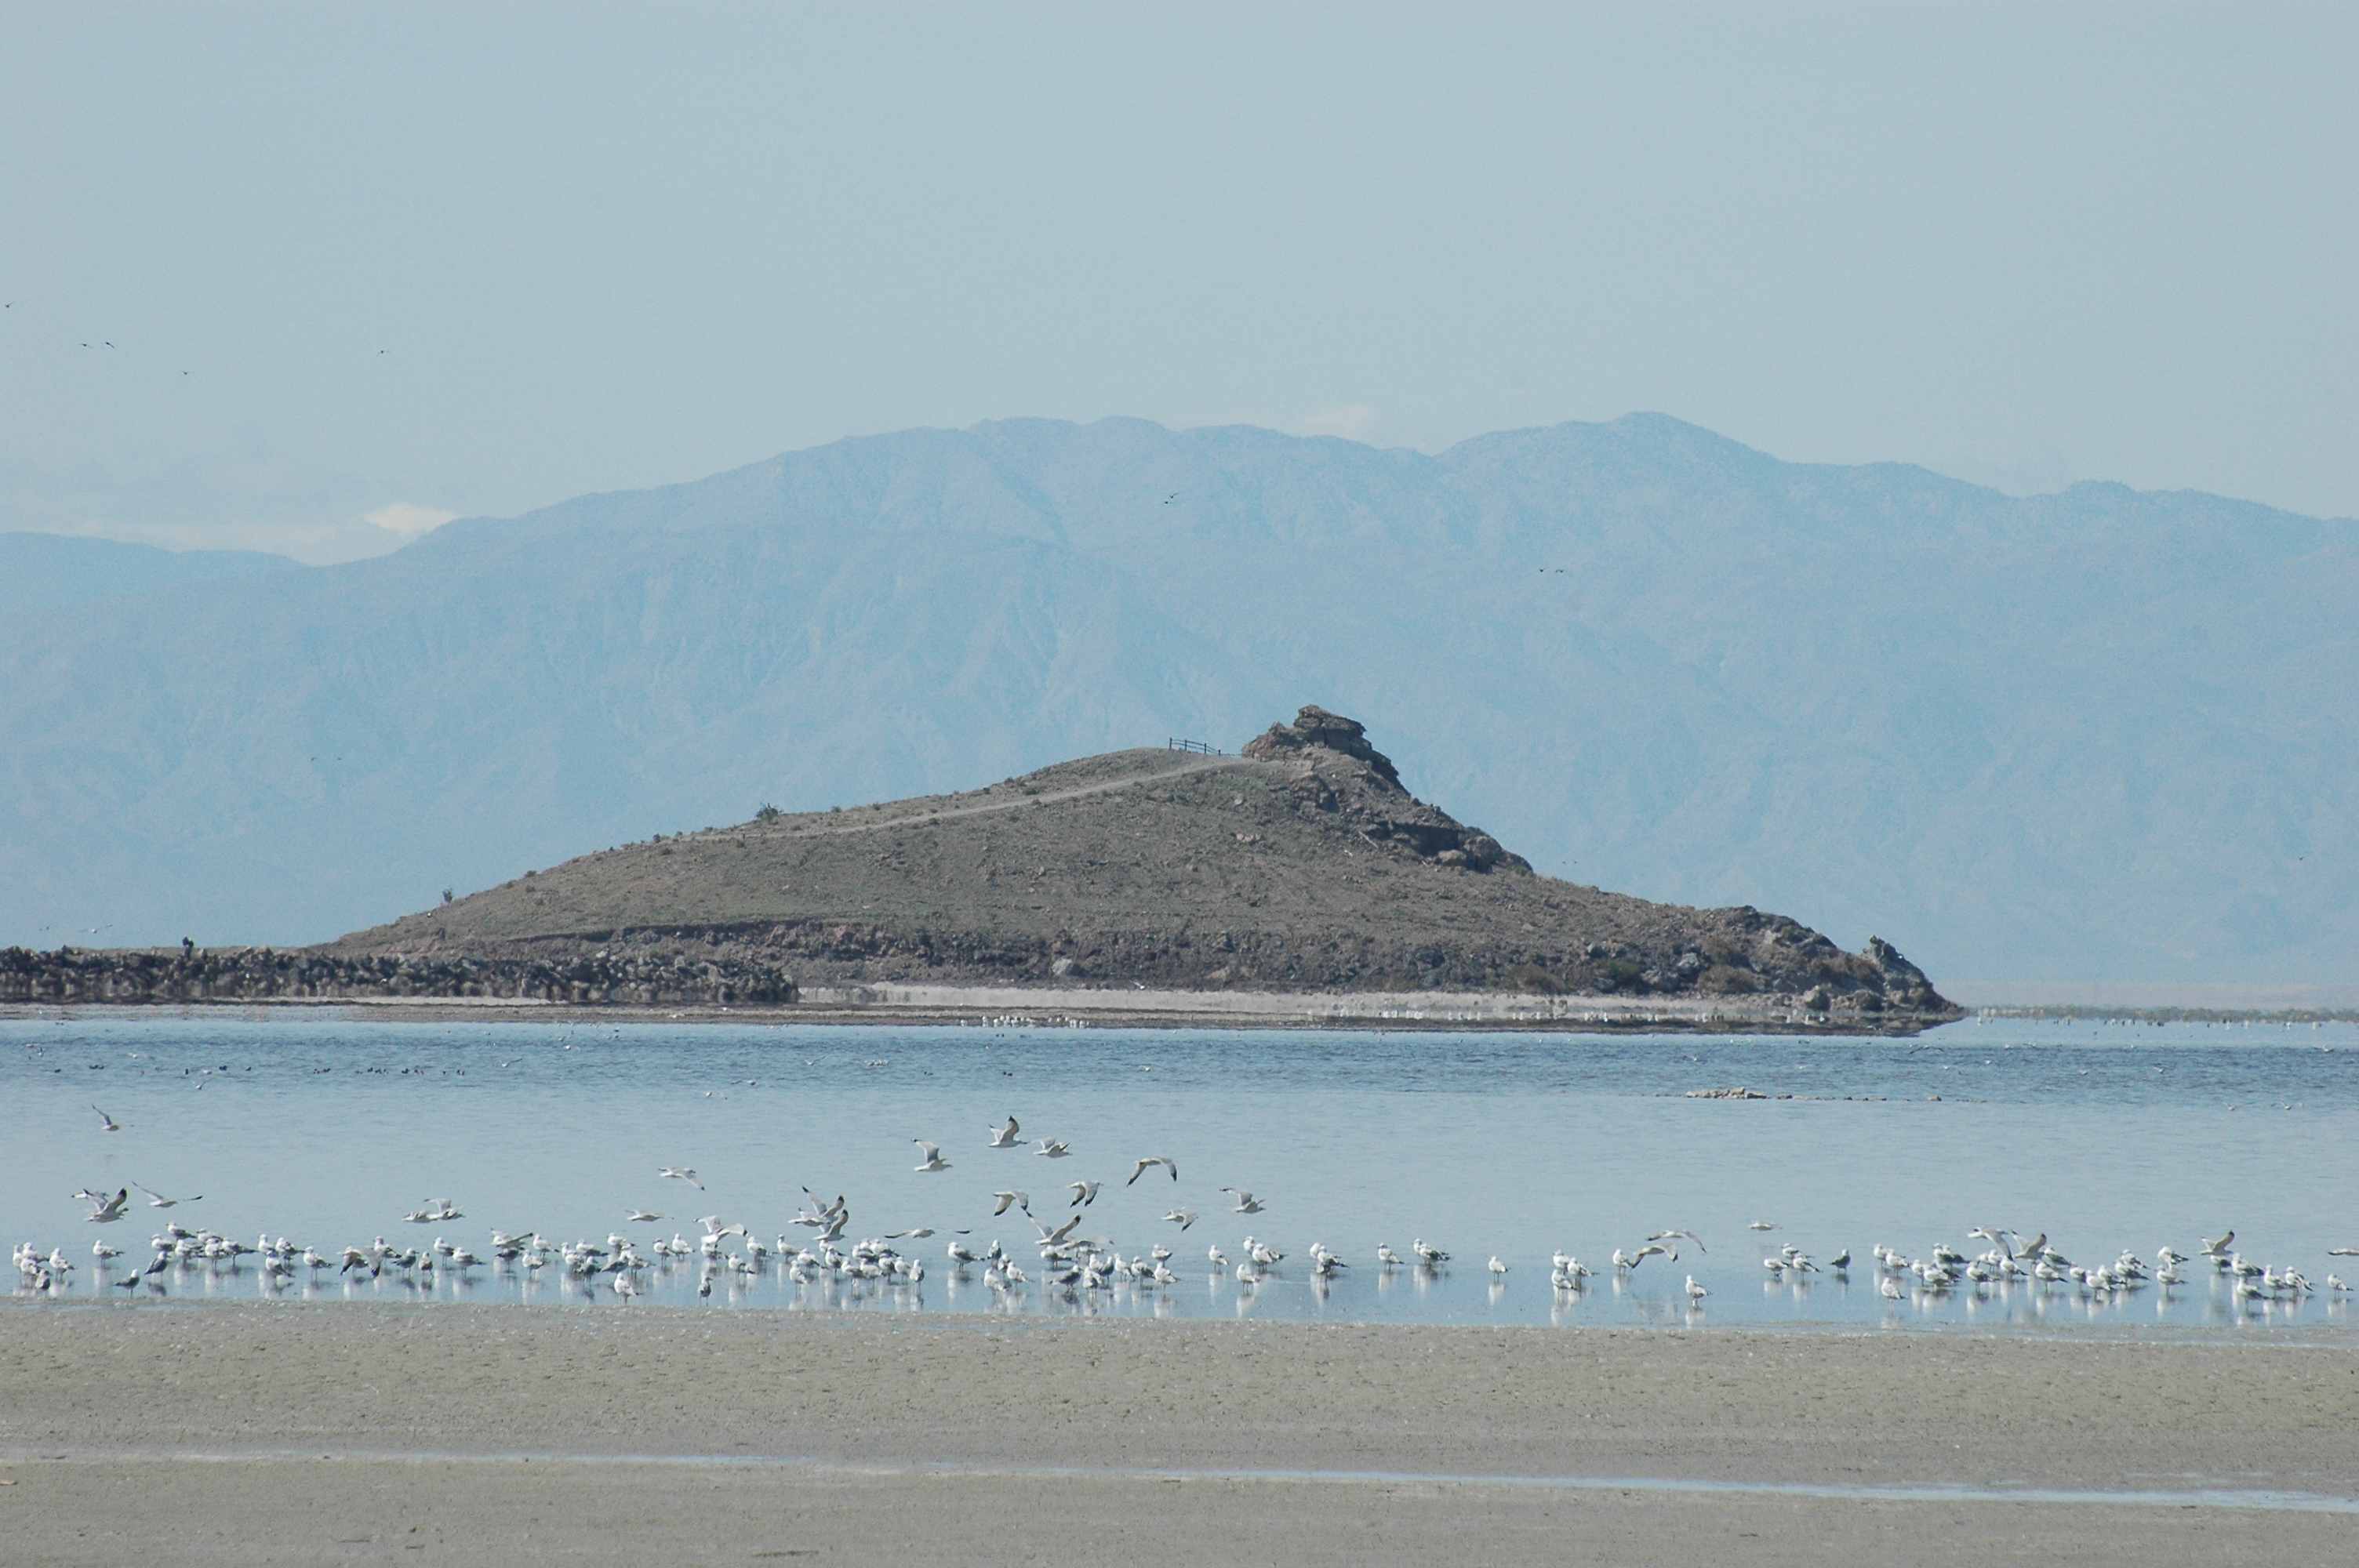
top-left (6, 1011), bottom-right (2356, 1329)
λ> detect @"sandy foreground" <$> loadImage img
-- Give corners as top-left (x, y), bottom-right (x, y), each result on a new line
top-left (2, 1306), bottom-right (2355, 1565)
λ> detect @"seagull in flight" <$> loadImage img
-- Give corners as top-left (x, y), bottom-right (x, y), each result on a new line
top-left (1127, 1156), bottom-right (1179, 1185)
top-left (1222, 1187), bottom-right (1265, 1214)
top-left (93, 1105), bottom-right (122, 1132)
top-left (1163, 1207), bottom-right (1198, 1230)
top-left (1648, 1229), bottom-right (1704, 1253)
top-left (84, 1188), bottom-right (129, 1223)
top-left (659, 1167), bottom-right (703, 1189)
top-left (132, 1182), bottom-right (200, 1209)
top-left (991, 1191), bottom-right (1030, 1216)
top-left (912, 1141), bottom-right (951, 1172)
top-left (1067, 1181), bottom-right (1101, 1208)
top-left (627, 1210), bottom-right (663, 1223)
top-left (988, 1115), bottom-right (1022, 1148)
top-left (1747, 1221), bottom-right (1779, 1232)
top-left (1034, 1214), bottom-right (1081, 1247)
top-left (1034, 1138), bottom-right (1072, 1159)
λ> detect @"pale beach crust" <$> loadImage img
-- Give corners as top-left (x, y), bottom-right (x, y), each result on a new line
top-left (3, 1306), bottom-right (2356, 1563)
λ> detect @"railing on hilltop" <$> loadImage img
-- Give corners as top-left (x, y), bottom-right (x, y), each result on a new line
top-left (1166, 737), bottom-right (1226, 756)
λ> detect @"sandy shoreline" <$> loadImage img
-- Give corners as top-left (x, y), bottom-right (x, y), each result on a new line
top-left (2, 1305), bottom-right (2354, 1563)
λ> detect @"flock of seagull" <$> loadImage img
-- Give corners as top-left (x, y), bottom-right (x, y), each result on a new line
top-left (17, 1108), bottom-right (2358, 1317)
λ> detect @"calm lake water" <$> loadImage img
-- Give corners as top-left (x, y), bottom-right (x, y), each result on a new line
top-left (7, 1011), bottom-right (2357, 1330)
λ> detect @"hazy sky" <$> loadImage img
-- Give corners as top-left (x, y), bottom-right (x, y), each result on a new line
top-left (4, 2), bottom-right (2354, 562)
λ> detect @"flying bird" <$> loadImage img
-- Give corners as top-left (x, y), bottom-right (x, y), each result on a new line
top-left (912, 1141), bottom-right (951, 1172)
top-left (659, 1167), bottom-right (703, 1189)
top-left (627, 1210), bottom-right (663, 1223)
top-left (1127, 1156), bottom-right (1179, 1185)
top-left (1648, 1229), bottom-right (1704, 1253)
top-left (132, 1182), bottom-right (200, 1209)
top-left (84, 1188), bottom-right (129, 1223)
top-left (991, 1191), bottom-right (1030, 1216)
top-left (93, 1105), bottom-right (122, 1132)
top-left (1034, 1138), bottom-right (1072, 1159)
top-left (1067, 1181), bottom-right (1101, 1208)
top-left (1163, 1207), bottom-right (1198, 1230)
top-left (988, 1116), bottom-right (1022, 1148)
top-left (1222, 1187), bottom-right (1265, 1214)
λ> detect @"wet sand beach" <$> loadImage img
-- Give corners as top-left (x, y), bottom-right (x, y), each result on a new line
top-left (2, 1306), bottom-right (2355, 1564)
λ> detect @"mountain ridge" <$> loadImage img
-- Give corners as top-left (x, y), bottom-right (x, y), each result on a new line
top-left (2, 414), bottom-right (2350, 985)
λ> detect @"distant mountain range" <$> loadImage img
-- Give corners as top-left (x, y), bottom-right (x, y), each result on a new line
top-left (0, 532), bottom-right (297, 613)
top-left (4, 414), bottom-right (2351, 986)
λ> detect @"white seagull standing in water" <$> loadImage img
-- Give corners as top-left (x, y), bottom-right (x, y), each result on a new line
top-left (912, 1141), bottom-right (951, 1172)
top-left (1488, 1256), bottom-right (1510, 1278)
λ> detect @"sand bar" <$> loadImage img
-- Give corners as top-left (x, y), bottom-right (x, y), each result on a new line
top-left (3, 1305), bottom-right (2356, 1563)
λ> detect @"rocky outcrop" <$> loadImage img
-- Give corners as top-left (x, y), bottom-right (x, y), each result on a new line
top-left (0, 946), bottom-right (796, 1007)
top-left (1245, 705), bottom-right (1533, 873)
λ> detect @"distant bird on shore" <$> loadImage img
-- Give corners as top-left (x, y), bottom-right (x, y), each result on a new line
top-left (1488, 1256), bottom-right (1509, 1277)
top-left (1378, 1244), bottom-right (1404, 1267)
top-left (1412, 1239), bottom-right (1449, 1265)
top-left (659, 1167), bottom-right (703, 1189)
top-left (912, 1141), bottom-right (951, 1172)
top-left (93, 1105), bottom-right (121, 1132)
top-left (988, 1116), bottom-right (1022, 1148)
top-left (1127, 1156), bottom-right (1179, 1184)
top-left (1686, 1275), bottom-right (1710, 1301)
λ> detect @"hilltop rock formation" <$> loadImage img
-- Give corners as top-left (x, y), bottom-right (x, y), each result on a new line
top-left (1243, 706), bottom-right (1531, 873)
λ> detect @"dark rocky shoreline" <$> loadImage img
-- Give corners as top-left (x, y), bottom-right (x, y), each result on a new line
top-left (0, 944), bottom-right (798, 1007)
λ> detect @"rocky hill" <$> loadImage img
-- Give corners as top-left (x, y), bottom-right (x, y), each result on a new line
top-left (316, 706), bottom-right (1954, 1024)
